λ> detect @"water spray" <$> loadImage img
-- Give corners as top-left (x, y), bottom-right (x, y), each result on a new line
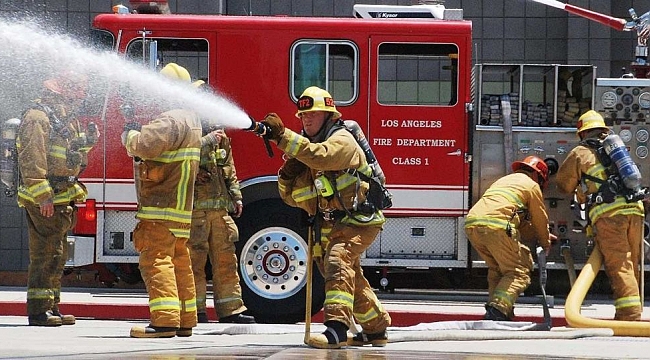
top-left (0, 19), bottom-right (251, 131)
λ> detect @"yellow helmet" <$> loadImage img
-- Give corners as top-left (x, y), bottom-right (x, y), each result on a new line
top-left (160, 63), bottom-right (191, 83)
top-left (576, 110), bottom-right (608, 135)
top-left (295, 86), bottom-right (341, 119)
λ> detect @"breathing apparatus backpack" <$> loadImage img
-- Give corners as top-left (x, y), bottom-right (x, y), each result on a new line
top-left (0, 103), bottom-right (96, 197)
top-left (581, 133), bottom-right (647, 204)
top-left (323, 119), bottom-right (393, 213)
top-left (0, 117), bottom-right (21, 197)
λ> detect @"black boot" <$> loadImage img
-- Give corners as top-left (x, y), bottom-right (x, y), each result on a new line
top-left (219, 313), bottom-right (255, 324)
top-left (130, 325), bottom-right (178, 338)
top-left (197, 312), bottom-right (209, 323)
top-left (307, 320), bottom-right (348, 349)
top-left (28, 310), bottom-right (62, 327)
top-left (483, 305), bottom-right (511, 321)
top-left (348, 330), bottom-right (388, 347)
top-left (52, 305), bottom-right (75, 325)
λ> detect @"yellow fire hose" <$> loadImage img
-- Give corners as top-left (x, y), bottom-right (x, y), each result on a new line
top-left (565, 246), bottom-right (650, 337)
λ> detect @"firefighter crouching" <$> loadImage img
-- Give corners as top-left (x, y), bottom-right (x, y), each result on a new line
top-left (122, 63), bottom-right (202, 338)
top-left (17, 72), bottom-right (98, 326)
top-left (188, 81), bottom-right (254, 324)
top-left (556, 110), bottom-right (645, 321)
top-left (465, 155), bottom-right (557, 321)
top-left (259, 86), bottom-right (391, 349)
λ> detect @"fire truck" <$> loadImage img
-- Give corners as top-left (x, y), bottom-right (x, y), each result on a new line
top-left (62, 1), bottom-right (650, 323)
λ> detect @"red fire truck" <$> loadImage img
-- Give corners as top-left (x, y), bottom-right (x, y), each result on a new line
top-left (65, 1), bottom-right (650, 323)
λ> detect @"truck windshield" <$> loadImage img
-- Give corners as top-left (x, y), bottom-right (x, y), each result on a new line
top-left (126, 38), bottom-right (209, 80)
top-left (90, 29), bottom-right (115, 52)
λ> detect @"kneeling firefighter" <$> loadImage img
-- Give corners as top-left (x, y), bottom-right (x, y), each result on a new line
top-left (257, 86), bottom-right (391, 349)
top-left (556, 110), bottom-right (645, 321)
top-left (465, 155), bottom-right (557, 321)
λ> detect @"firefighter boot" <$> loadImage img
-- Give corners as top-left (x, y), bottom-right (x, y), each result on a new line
top-left (52, 305), bottom-right (76, 325)
top-left (130, 325), bottom-right (178, 338)
top-left (176, 328), bottom-right (193, 337)
top-left (483, 305), bottom-right (511, 321)
top-left (197, 311), bottom-right (209, 323)
top-left (219, 313), bottom-right (256, 324)
top-left (348, 330), bottom-right (388, 347)
top-left (307, 320), bottom-right (348, 349)
top-left (28, 310), bottom-right (63, 327)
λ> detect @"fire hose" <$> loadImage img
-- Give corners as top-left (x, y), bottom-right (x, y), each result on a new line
top-left (565, 246), bottom-right (650, 337)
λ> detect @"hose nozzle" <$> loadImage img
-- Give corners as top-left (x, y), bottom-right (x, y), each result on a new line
top-left (245, 116), bottom-right (274, 158)
top-left (246, 116), bottom-right (270, 137)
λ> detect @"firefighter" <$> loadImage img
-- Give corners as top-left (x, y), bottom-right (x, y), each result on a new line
top-left (17, 71), bottom-right (97, 326)
top-left (122, 63), bottom-right (202, 338)
top-left (465, 155), bottom-right (556, 321)
top-left (187, 81), bottom-right (254, 324)
top-left (556, 110), bottom-right (644, 321)
top-left (259, 86), bottom-right (391, 349)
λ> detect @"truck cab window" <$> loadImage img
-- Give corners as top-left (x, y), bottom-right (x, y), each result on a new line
top-left (378, 43), bottom-right (458, 106)
top-left (126, 38), bottom-right (209, 80)
top-left (291, 41), bottom-right (358, 105)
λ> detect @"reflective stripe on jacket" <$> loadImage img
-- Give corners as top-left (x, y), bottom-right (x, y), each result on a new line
top-left (124, 109), bottom-right (202, 225)
top-left (465, 172), bottom-right (550, 248)
top-left (194, 132), bottom-right (241, 212)
top-left (16, 103), bottom-right (91, 207)
top-left (556, 145), bottom-right (644, 224)
top-left (277, 127), bottom-right (384, 226)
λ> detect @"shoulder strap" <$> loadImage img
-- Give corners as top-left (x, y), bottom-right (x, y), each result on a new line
top-left (323, 120), bottom-right (347, 139)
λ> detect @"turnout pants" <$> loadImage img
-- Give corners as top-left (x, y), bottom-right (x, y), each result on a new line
top-left (465, 225), bottom-right (533, 318)
top-left (133, 220), bottom-right (197, 329)
top-left (188, 209), bottom-right (245, 318)
top-left (594, 214), bottom-right (643, 321)
top-left (25, 204), bottom-right (74, 316)
top-left (323, 223), bottom-right (391, 333)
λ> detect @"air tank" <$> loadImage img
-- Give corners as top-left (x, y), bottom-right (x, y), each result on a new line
top-left (343, 120), bottom-right (386, 185)
top-left (602, 133), bottom-right (642, 192)
top-left (0, 118), bottom-right (21, 196)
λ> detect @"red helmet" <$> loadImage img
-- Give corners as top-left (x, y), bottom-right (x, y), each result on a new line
top-left (43, 71), bottom-right (88, 100)
top-left (511, 156), bottom-right (549, 189)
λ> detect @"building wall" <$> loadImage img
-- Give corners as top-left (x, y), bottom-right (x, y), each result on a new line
top-left (0, 0), bottom-right (646, 272)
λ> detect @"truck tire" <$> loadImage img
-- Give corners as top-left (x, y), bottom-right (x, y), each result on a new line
top-left (235, 198), bottom-right (325, 323)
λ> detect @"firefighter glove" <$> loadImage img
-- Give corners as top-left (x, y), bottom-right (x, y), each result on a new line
top-left (123, 121), bottom-right (142, 133)
top-left (279, 158), bottom-right (307, 180)
top-left (201, 129), bottom-right (223, 147)
top-left (261, 113), bottom-right (285, 142)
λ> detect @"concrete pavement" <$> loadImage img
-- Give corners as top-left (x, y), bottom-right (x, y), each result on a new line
top-left (2, 287), bottom-right (650, 359)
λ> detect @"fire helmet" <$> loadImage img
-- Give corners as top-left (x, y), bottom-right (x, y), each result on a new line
top-left (511, 155), bottom-right (549, 189)
top-left (160, 63), bottom-right (191, 83)
top-left (576, 110), bottom-right (608, 135)
top-left (43, 71), bottom-right (88, 100)
top-left (295, 86), bottom-right (341, 119)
